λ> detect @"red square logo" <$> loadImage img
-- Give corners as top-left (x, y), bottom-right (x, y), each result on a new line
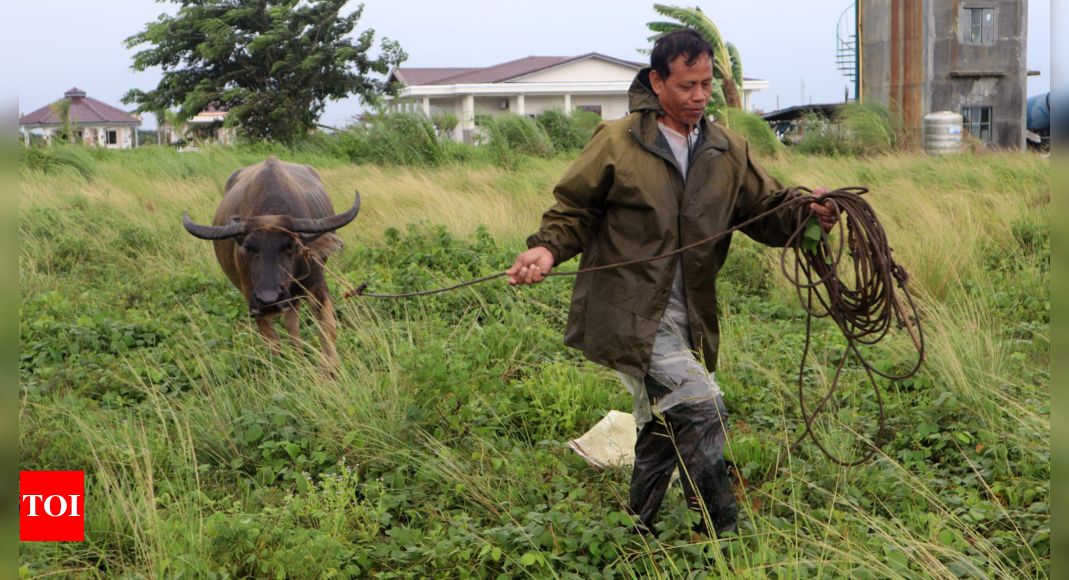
top-left (20, 471), bottom-right (85, 541)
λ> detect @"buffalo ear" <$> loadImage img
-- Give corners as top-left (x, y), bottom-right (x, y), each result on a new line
top-left (304, 233), bottom-right (344, 260)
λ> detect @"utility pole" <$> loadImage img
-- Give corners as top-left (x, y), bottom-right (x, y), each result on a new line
top-left (855, 0), bottom-right (861, 101)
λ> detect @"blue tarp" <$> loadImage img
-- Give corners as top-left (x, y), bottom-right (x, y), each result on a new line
top-left (1027, 93), bottom-right (1050, 133)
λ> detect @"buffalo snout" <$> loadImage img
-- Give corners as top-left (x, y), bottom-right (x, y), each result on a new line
top-left (250, 287), bottom-right (292, 317)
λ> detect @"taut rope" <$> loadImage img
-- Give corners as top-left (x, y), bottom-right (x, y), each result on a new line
top-left (288, 187), bottom-right (924, 466)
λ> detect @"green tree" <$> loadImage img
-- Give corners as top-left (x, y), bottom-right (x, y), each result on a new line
top-left (646, 4), bottom-right (745, 118)
top-left (122, 0), bottom-right (407, 144)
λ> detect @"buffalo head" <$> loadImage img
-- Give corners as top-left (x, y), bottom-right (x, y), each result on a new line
top-left (183, 191), bottom-right (360, 317)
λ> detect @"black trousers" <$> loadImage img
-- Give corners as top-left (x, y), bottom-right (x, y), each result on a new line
top-left (628, 390), bottom-right (738, 537)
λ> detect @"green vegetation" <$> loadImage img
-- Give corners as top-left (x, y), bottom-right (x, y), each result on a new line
top-left (16, 108), bottom-right (600, 174)
top-left (20, 142), bottom-right (1048, 579)
top-left (477, 109), bottom-right (605, 169)
top-left (337, 113), bottom-right (482, 167)
top-left (836, 102), bottom-right (912, 155)
top-left (793, 102), bottom-right (915, 157)
top-left (122, 0), bottom-right (407, 144)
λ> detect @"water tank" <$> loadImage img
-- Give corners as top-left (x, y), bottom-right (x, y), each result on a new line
top-left (924, 111), bottom-right (963, 155)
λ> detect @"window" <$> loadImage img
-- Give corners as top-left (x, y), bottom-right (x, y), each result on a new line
top-left (962, 106), bottom-right (992, 140)
top-left (966, 8), bottom-right (994, 43)
top-left (107, 130), bottom-right (118, 145)
top-left (576, 105), bottom-right (602, 117)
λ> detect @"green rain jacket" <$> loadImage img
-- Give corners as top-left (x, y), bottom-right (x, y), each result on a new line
top-left (526, 68), bottom-right (803, 377)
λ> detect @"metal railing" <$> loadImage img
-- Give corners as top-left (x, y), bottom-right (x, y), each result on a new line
top-left (836, 3), bottom-right (857, 82)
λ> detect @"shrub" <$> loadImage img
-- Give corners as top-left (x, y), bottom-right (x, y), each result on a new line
top-left (535, 108), bottom-right (596, 152)
top-left (475, 113), bottom-right (554, 169)
top-left (793, 112), bottom-right (853, 156)
top-left (477, 109), bottom-right (601, 168)
top-left (498, 114), bottom-right (555, 158)
top-left (19, 144), bottom-right (52, 172)
top-left (338, 112), bottom-right (445, 166)
top-left (431, 111), bottom-right (459, 140)
top-left (19, 144), bottom-right (100, 179)
top-left (791, 102), bottom-right (914, 157)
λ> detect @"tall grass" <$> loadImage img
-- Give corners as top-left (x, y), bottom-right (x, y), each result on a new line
top-left (537, 108), bottom-right (601, 152)
top-left (337, 112), bottom-right (485, 166)
top-left (794, 102), bottom-right (916, 157)
top-left (837, 101), bottom-right (913, 155)
top-left (725, 108), bottom-right (784, 157)
top-left (19, 147), bottom-right (1048, 578)
top-left (476, 113), bottom-right (555, 169)
top-left (476, 109), bottom-right (599, 169)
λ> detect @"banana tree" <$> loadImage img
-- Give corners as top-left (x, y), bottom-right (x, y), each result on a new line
top-left (646, 4), bottom-right (745, 113)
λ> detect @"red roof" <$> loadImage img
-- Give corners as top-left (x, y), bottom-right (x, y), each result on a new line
top-left (391, 67), bottom-right (481, 86)
top-left (390, 53), bottom-right (646, 86)
top-left (19, 87), bottom-right (141, 126)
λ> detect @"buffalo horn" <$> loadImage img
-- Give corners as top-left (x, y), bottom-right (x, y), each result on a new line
top-left (288, 190), bottom-right (362, 234)
top-left (182, 211), bottom-right (245, 240)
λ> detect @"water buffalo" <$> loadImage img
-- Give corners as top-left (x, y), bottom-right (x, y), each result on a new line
top-left (182, 156), bottom-right (360, 364)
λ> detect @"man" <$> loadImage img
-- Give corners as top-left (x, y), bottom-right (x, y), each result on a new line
top-left (506, 29), bottom-right (837, 537)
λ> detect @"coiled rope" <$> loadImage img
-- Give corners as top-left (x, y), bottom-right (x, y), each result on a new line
top-left (311, 186), bottom-right (923, 465)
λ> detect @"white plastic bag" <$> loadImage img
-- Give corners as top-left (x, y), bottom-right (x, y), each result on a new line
top-left (566, 410), bottom-right (636, 469)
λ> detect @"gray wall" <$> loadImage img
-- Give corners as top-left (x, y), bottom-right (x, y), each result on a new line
top-left (862, 0), bottom-right (1028, 149)
top-left (860, 0), bottom-right (897, 113)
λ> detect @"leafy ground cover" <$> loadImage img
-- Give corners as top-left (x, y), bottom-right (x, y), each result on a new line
top-left (19, 146), bottom-right (1048, 579)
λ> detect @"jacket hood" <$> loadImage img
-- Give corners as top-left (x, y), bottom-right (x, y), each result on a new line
top-left (628, 68), bottom-right (665, 115)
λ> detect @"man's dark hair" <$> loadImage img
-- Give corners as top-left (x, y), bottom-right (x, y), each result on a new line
top-left (650, 29), bottom-right (715, 80)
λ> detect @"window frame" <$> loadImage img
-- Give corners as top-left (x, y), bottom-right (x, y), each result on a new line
top-left (965, 7), bottom-right (995, 43)
top-left (106, 130), bottom-right (118, 145)
top-left (575, 105), bottom-right (603, 117)
top-left (961, 106), bottom-right (993, 141)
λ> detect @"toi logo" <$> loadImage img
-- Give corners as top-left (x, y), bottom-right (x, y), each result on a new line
top-left (20, 471), bottom-right (85, 541)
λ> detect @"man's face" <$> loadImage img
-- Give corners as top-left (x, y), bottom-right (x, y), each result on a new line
top-left (649, 52), bottom-right (714, 127)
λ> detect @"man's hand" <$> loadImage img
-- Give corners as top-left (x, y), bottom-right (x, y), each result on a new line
top-left (507, 246), bottom-right (555, 286)
top-left (809, 186), bottom-right (839, 231)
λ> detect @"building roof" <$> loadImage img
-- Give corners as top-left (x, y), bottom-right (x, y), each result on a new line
top-left (19, 87), bottom-right (142, 126)
top-left (761, 103), bottom-right (843, 123)
top-left (389, 53), bottom-right (647, 86)
top-left (391, 67), bottom-right (482, 86)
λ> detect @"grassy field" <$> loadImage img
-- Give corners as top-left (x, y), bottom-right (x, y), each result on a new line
top-left (19, 145), bottom-right (1049, 579)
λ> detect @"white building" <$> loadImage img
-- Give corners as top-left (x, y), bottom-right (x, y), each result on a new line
top-left (161, 104), bottom-right (237, 146)
top-left (19, 88), bottom-right (142, 149)
top-left (387, 53), bottom-right (769, 142)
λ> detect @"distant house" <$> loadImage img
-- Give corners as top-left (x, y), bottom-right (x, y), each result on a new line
top-left (19, 88), bottom-right (142, 149)
top-left (387, 53), bottom-right (769, 142)
top-left (160, 104), bottom-right (237, 146)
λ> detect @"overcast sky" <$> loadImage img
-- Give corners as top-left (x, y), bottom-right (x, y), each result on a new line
top-left (15, 0), bottom-right (1052, 129)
